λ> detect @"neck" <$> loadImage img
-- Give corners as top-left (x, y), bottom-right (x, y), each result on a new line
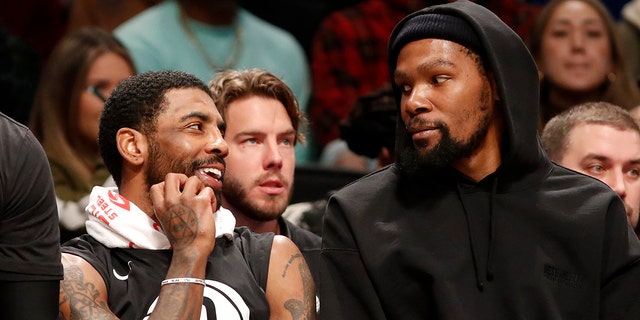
top-left (179, 0), bottom-right (238, 25)
top-left (452, 120), bottom-right (503, 182)
top-left (232, 212), bottom-right (281, 235)
top-left (118, 173), bottom-right (156, 222)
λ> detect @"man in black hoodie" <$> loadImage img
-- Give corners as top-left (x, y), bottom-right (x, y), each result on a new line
top-left (319, 1), bottom-right (640, 319)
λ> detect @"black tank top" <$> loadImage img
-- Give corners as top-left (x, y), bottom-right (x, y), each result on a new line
top-left (62, 227), bottom-right (273, 320)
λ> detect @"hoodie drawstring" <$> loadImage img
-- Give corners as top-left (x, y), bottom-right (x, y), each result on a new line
top-left (457, 183), bottom-right (484, 291)
top-left (456, 177), bottom-right (498, 291)
top-left (486, 178), bottom-right (497, 282)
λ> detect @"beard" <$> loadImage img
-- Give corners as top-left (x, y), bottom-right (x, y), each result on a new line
top-left (146, 140), bottom-right (224, 211)
top-left (397, 108), bottom-right (492, 179)
top-left (222, 172), bottom-right (291, 222)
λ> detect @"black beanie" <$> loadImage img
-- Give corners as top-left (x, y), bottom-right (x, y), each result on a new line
top-left (389, 12), bottom-right (484, 64)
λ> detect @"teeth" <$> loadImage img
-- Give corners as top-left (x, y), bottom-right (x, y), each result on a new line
top-left (200, 168), bottom-right (222, 179)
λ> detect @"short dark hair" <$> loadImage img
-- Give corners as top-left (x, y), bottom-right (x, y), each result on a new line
top-left (99, 70), bottom-right (212, 186)
top-left (541, 101), bottom-right (640, 161)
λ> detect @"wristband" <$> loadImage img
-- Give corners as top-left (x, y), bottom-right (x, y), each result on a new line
top-left (161, 278), bottom-right (206, 286)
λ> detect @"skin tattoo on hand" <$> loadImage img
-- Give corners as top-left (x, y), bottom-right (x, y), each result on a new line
top-left (163, 204), bottom-right (198, 246)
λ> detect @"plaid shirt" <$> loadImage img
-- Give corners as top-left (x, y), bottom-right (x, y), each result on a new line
top-left (310, 0), bottom-right (410, 147)
top-left (309, 0), bottom-right (541, 148)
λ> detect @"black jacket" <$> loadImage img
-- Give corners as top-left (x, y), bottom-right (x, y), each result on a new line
top-left (319, 1), bottom-right (640, 319)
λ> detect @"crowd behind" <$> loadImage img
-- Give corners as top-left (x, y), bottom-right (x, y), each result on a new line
top-left (2, 0), bottom-right (640, 318)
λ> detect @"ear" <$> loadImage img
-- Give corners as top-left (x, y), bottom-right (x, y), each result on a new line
top-left (488, 72), bottom-right (501, 102)
top-left (116, 128), bottom-right (148, 166)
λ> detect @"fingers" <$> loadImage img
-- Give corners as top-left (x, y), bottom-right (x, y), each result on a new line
top-left (163, 173), bottom-right (190, 198)
top-left (177, 175), bottom-right (216, 211)
top-left (150, 173), bottom-right (216, 214)
top-left (149, 173), bottom-right (217, 254)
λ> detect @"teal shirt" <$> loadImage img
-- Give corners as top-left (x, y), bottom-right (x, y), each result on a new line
top-left (115, 1), bottom-right (316, 162)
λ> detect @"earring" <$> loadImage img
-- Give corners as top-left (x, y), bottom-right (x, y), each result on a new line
top-left (607, 72), bottom-right (617, 83)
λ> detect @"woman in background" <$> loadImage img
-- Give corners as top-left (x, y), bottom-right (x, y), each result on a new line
top-left (30, 27), bottom-right (135, 242)
top-left (528, 0), bottom-right (640, 128)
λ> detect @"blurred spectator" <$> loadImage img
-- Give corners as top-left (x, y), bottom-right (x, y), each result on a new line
top-left (0, 27), bottom-right (41, 125)
top-left (542, 101), bottom-right (640, 238)
top-left (484, 0), bottom-right (543, 40)
top-left (309, 0), bottom-right (430, 150)
top-left (340, 83), bottom-right (397, 169)
top-left (66, 0), bottom-right (164, 34)
top-left (319, 83), bottom-right (397, 172)
top-left (617, 0), bottom-right (640, 87)
top-left (319, 140), bottom-right (374, 172)
top-left (114, 0), bottom-right (314, 162)
top-left (528, 0), bottom-right (640, 128)
top-left (309, 0), bottom-right (542, 151)
top-left (29, 27), bottom-right (135, 243)
top-left (296, 84), bottom-right (397, 235)
top-left (240, 0), bottom-right (361, 58)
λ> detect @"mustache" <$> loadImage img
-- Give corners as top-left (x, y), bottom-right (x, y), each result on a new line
top-left (188, 155), bottom-right (226, 173)
top-left (255, 171), bottom-right (289, 187)
top-left (404, 117), bottom-right (446, 132)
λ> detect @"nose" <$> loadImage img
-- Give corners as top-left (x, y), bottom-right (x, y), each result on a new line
top-left (605, 171), bottom-right (627, 200)
top-left (402, 84), bottom-right (433, 118)
top-left (264, 139), bottom-right (283, 170)
top-left (570, 32), bottom-right (585, 51)
top-left (207, 129), bottom-right (228, 158)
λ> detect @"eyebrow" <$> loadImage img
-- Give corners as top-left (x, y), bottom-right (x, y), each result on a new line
top-left (551, 18), bottom-right (603, 27)
top-left (181, 111), bottom-right (226, 131)
top-left (235, 128), bottom-right (296, 137)
top-left (180, 111), bottom-right (211, 123)
top-left (394, 59), bottom-right (455, 80)
top-left (581, 154), bottom-right (610, 162)
top-left (581, 153), bottom-right (640, 165)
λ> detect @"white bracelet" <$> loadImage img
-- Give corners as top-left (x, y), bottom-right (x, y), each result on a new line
top-left (161, 278), bottom-right (206, 286)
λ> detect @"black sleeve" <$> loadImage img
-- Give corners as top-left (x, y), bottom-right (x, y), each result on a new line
top-left (319, 194), bottom-right (386, 320)
top-left (0, 280), bottom-right (60, 320)
top-left (0, 113), bottom-right (62, 280)
top-left (234, 227), bottom-right (274, 291)
top-left (599, 197), bottom-right (640, 319)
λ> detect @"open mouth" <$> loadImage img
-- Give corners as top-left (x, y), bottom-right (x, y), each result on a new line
top-left (199, 167), bottom-right (223, 180)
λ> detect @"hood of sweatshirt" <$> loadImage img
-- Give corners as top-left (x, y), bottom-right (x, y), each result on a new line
top-left (386, 0), bottom-right (552, 290)
top-left (388, 0), bottom-right (549, 189)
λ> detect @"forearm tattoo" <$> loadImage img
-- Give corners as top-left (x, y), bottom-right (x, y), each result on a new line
top-left (154, 284), bottom-right (199, 320)
top-left (59, 265), bottom-right (116, 320)
top-left (162, 204), bottom-right (198, 246)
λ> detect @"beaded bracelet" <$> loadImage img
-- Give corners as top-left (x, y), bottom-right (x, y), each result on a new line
top-left (161, 278), bottom-right (206, 286)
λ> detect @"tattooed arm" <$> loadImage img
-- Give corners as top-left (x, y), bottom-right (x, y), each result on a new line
top-left (59, 173), bottom-right (217, 320)
top-left (266, 235), bottom-right (317, 320)
top-left (59, 238), bottom-right (210, 320)
top-left (59, 253), bottom-right (117, 320)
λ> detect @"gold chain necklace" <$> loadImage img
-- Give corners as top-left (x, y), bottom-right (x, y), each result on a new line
top-left (179, 8), bottom-right (243, 72)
